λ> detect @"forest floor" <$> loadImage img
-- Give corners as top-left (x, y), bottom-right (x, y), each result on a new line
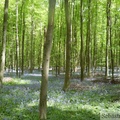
top-left (0, 71), bottom-right (120, 120)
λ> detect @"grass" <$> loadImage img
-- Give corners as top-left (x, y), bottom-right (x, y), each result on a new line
top-left (0, 73), bottom-right (120, 120)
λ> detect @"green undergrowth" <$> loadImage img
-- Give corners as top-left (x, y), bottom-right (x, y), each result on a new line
top-left (0, 74), bottom-right (120, 120)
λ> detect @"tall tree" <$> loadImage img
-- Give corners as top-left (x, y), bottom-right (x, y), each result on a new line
top-left (30, 1), bottom-right (34, 73)
top-left (0, 0), bottom-right (9, 88)
top-left (21, 0), bottom-right (25, 75)
top-left (39, 0), bottom-right (56, 119)
top-left (93, 1), bottom-right (98, 74)
top-left (85, 0), bottom-right (91, 77)
top-left (109, 0), bottom-right (114, 82)
top-left (105, 0), bottom-right (111, 78)
top-left (80, 0), bottom-right (84, 81)
top-left (87, 0), bottom-right (91, 77)
top-left (62, 0), bottom-right (71, 91)
top-left (15, 0), bottom-right (19, 76)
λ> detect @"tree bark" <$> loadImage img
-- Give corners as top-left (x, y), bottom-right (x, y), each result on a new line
top-left (0, 0), bottom-right (9, 88)
top-left (93, 1), bottom-right (98, 74)
top-left (30, 18), bottom-right (34, 73)
top-left (109, 0), bottom-right (114, 82)
top-left (15, 0), bottom-right (19, 76)
top-left (105, 0), bottom-right (111, 78)
top-left (80, 0), bottom-right (84, 81)
top-left (39, 0), bottom-right (56, 119)
top-left (63, 0), bottom-right (71, 91)
top-left (86, 0), bottom-right (91, 77)
top-left (21, 0), bottom-right (25, 75)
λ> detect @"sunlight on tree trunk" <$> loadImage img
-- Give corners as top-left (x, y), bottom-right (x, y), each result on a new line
top-left (80, 0), bottom-right (84, 81)
top-left (105, 0), bottom-right (111, 79)
top-left (30, 1), bottom-right (34, 73)
top-left (21, 0), bottom-right (25, 75)
top-left (0, 0), bottom-right (9, 88)
top-left (93, 1), bottom-right (98, 75)
top-left (15, 0), bottom-right (19, 76)
top-left (39, 0), bottom-right (56, 119)
top-left (63, 0), bottom-right (71, 91)
top-left (109, 0), bottom-right (114, 82)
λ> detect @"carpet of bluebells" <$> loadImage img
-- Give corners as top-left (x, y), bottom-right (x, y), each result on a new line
top-left (0, 72), bottom-right (120, 120)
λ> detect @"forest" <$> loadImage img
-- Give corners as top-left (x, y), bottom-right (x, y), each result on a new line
top-left (0, 0), bottom-right (120, 120)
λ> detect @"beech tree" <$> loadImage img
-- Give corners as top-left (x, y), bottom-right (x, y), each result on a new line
top-left (21, 0), bottom-right (25, 75)
top-left (0, 0), bottom-right (9, 88)
top-left (105, 0), bottom-right (111, 79)
top-left (86, 0), bottom-right (91, 77)
top-left (62, 0), bottom-right (71, 91)
top-left (39, 0), bottom-right (56, 119)
top-left (15, 0), bottom-right (19, 76)
top-left (80, 0), bottom-right (84, 81)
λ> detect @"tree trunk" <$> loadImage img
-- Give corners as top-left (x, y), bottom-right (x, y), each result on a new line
top-left (63, 0), bottom-right (71, 91)
top-left (15, 0), bottom-right (19, 76)
top-left (30, 17), bottom-right (34, 73)
top-left (21, 0), bottom-right (25, 75)
top-left (39, 0), bottom-right (56, 119)
top-left (80, 0), bottom-right (84, 81)
top-left (0, 0), bottom-right (9, 88)
top-left (93, 1), bottom-right (98, 74)
top-left (86, 0), bottom-right (91, 77)
top-left (105, 0), bottom-right (111, 78)
top-left (109, 0), bottom-right (114, 82)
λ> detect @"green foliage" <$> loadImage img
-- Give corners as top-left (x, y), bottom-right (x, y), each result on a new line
top-left (0, 0), bottom-right (120, 70)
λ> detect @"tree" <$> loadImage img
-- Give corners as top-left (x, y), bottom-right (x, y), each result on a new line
top-left (30, 0), bottom-right (34, 73)
top-left (109, 0), bottom-right (114, 82)
top-left (15, 0), bottom-right (19, 76)
top-left (86, 0), bottom-right (91, 77)
top-left (62, 0), bottom-right (71, 91)
top-left (39, 0), bottom-right (56, 119)
top-left (80, 0), bottom-right (84, 81)
top-left (93, 1), bottom-right (98, 74)
top-left (21, 0), bottom-right (25, 75)
top-left (105, 0), bottom-right (111, 79)
top-left (0, 0), bottom-right (9, 88)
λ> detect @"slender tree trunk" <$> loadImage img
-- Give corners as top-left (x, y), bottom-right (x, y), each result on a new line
top-left (80, 0), bottom-right (84, 81)
top-left (93, 1), bottom-right (98, 74)
top-left (86, 0), bottom-right (91, 77)
top-left (105, 0), bottom-right (111, 78)
top-left (21, 0), bottom-right (25, 75)
top-left (63, 0), bottom-right (71, 91)
top-left (39, 0), bottom-right (56, 119)
top-left (71, 0), bottom-right (78, 76)
top-left (38, 24), bottom-right (43, 70)
top-left (110, 27), bottom-right (114, 82)
top-left (30, 17), bottom-right (34, 73)
top-left (29, 0), bottom-right (34, 73)
top-left (0, 0), bottom-right (9, 88)
top-left (15, 0), bottom-right (19, 76)
top-left (108, 0), bottom-right (114, 82)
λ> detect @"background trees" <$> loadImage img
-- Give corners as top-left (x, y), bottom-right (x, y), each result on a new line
top-left (0, 0), bottom-right (120, 87)
top-left (0, 0), bottom-right (120, 119)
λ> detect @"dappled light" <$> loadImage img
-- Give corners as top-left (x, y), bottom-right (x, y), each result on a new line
top-left (1, 72), bottom-right (120, 119)
top-left (0, 0), bottom-right (120, 119)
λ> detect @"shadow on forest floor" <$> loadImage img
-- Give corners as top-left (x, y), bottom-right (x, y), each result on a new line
top-left (47, 106), bottom-right (99, 120)
top-left (1, 72), bottom-right (120, 120)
